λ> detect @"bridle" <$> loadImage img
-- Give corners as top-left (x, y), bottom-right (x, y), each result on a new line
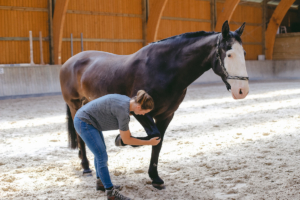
top-left (215, 34), bottom-right (249, 90)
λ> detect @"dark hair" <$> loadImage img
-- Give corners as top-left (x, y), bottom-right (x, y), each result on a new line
top-left (132, 90), bottom-right (154, 110)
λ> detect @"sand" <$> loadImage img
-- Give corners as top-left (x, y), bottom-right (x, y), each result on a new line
top-left (0, 80), bottom-right (300, 200)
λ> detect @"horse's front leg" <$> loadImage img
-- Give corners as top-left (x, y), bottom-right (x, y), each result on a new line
top-left (149, 114), bottom-right (174, 190)
top-left (133, 113), bottom-right (161, 138)
top-left (115, 113), bottom-right (161, 147)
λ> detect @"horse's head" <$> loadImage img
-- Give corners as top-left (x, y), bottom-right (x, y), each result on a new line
top-left (212, 21), bottom-right (249, 100)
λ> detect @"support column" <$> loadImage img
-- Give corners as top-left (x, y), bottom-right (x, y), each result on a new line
top-left (142, 0), bottom-right (147, 46)
top-left (262, 0), bottom-right (267, 56)
top-left (48, 0), bottom-right (54, 64)
top-left (211, 0), bottom-right (216, 31)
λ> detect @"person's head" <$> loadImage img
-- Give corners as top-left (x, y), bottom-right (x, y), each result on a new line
top-left (130, 90), bottom-right (154, 115)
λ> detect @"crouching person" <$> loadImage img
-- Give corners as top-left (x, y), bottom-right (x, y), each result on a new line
top-left (74, 90), bottom-right (160, 200)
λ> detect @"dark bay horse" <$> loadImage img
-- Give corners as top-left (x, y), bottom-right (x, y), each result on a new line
top-left (59, 21), bottom-right (249, 189)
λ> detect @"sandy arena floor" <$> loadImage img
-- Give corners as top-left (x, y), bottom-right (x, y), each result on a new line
top-left (1, 80), bottom-right (300, 200)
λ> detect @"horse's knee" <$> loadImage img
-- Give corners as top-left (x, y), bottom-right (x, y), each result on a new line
top-left (152, 130), bottom-right (161, 138)
top-left (145, 128), bottom-right (161, 138)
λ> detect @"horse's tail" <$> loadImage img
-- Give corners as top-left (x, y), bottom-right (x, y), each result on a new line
top-left (67, 104), bottom-right (78, 149)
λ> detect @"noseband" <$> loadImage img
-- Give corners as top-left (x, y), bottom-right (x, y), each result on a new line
top-left (216, 34), bottom-right (249, 86)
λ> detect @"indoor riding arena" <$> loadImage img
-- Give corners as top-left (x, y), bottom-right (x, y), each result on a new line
top-left (1, 0), bottom-right (300, 200)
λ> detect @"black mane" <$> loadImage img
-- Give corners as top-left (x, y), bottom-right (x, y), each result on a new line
top-left (150, 31), bottom-right (217, 45)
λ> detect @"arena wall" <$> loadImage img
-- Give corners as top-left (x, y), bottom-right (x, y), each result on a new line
top-left (0, 65), bottom-right (61, 99)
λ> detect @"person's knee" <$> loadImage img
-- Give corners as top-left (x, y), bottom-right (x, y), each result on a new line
top-left (96, 152), bottom-right (108, 166)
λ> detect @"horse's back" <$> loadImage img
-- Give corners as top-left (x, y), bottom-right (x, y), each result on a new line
top-left (60, 50), bottom-right (134, 103)
top-left (61, 50), bottom-right (118, 72)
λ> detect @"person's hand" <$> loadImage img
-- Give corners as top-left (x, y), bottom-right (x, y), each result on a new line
top-left (148, 137), bottom-right (161, 146)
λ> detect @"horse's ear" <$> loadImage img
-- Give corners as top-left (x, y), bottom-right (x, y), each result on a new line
top-left (235, 22), bottom-right (246, 36)
top-left (222, 20), bottom-right (230, 38)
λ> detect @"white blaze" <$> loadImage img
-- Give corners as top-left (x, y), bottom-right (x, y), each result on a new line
top-left (224, 42), bottom-right (249, 99)
top-left (224, 42), bottom-right (248, 77)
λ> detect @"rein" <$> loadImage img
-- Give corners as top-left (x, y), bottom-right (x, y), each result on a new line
top-left (216, 34), bottom-right (249, 82)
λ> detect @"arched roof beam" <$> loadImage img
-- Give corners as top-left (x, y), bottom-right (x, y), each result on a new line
top-left (265, 0), bottom-right (295, 60)
top-left (146, 0), bottom-right (168, 43)
top-left (53, 0), bottom-right (69, 64)
top-left (215, 0), bottom-right (240, 32)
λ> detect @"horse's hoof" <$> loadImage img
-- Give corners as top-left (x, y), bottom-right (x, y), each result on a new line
top-left (83, 169), bottom-right (92, 176)
top-left (115, 134), bottom-right (127, 147)
top-left (152, 183), bottom-right (166, 190)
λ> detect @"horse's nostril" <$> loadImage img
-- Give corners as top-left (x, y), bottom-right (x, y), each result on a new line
top-left (239, 89), bottom-right (243, 95)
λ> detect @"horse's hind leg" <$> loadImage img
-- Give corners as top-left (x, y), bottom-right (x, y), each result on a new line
top-left (78, 135), bottom-right (92, 175)
top-left (68, 103), bottom-right (92, 175)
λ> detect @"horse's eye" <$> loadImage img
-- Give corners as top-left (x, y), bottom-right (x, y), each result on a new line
top-left (244, 50), bottom-right (246, 56)
top-left (228, 54), bottom-right (231, 57)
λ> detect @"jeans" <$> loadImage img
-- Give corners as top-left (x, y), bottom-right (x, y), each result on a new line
top-left (74, 117), bottom-right (113, 189)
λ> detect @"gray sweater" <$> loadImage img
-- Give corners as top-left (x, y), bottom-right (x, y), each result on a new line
top-left (75, 94), bottom-right (131, 131)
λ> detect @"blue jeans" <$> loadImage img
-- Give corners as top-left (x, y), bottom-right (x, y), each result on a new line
top-left (74, 117), bottom-right (113, 189)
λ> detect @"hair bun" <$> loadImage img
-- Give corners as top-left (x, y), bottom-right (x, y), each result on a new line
top-left (134, 90), bottom-right (154, 110)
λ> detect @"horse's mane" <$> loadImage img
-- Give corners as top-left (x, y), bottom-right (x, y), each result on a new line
top-left (149, 31), bottom-right (217, 45)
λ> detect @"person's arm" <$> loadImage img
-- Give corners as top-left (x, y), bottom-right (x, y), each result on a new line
top-left (120, 130), bottom-right (160, 146)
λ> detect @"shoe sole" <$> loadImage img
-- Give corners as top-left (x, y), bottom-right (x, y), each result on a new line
top-left (97, 186), bottom-right (123, 191)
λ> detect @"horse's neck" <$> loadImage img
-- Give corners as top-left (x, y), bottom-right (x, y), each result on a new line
top-left (148, 34), bottom-right (217, 91)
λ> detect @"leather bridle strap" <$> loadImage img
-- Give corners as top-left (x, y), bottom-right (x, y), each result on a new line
top-left (216, 34), bottom-right (249, 81)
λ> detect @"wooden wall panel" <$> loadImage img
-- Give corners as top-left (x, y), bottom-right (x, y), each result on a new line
top-left (0, 41), bottom-right (50, 64)
top-left (156, 0), bottom-right (211, 41)
top-left (0, 10), bottom-right (48, 37)
top-left (243, 45), bottom-right (263, 60)
top-left (217, 2), bottom-right (263, 60)
top-left (229, 24), bottom-right (262, 43)
top-left (61, 0), bottom-right (143, 63)
top-left (0, 0), bottom-right (49, 64)
top-left (273, 34), bottom-right (300, 60)
top-left (162, 0), bottom-right (211, 19)
top-left (230, 4), bottom-right (262, 24)
top-left (61, 42), bottom-right (143, 62)
top-left (63, 14), bottom-right (143, 39)
top-left (0, 0), bottom-right (48, 8)
top-left (67, 0), bottom-right (142, 14)
top-left (157, 20), bottom-right (211, 41)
